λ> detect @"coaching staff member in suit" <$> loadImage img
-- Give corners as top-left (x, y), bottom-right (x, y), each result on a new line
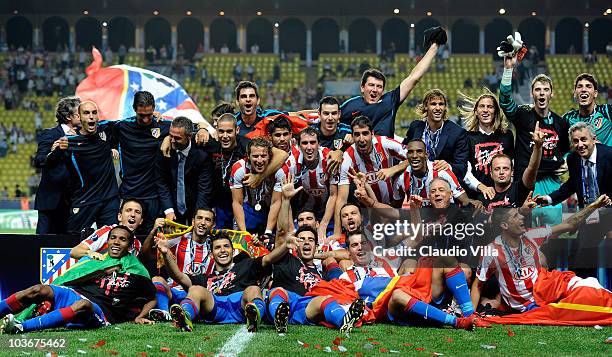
top-left (537, 121), bottom-right (612, 276)
top-left (33, 96), bottom-right (81, 234)
top-left (157, 117), bottom-right (213, 224)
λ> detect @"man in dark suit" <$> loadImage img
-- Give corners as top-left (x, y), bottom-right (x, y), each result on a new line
top-left (33, 96), bottom-right (81, 234)
top-left (403, 89), bottom-right (469, 179)
top-left (537, 122), bottom-right (612, 276)
top-left (157, 117), bottom-right (213, 224)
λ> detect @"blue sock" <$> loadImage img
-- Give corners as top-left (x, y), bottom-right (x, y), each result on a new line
top-left (321, 298), bottom-right (345, 328)
top-left (268, 289), bottom-right (289, 318)
top-left (0, 294), bottom-right (23, 318)
top-left (405, 299), bottom-right (456, 326)
top-left (154, 282), bottom-right (170, 311)
top-left (22, 307), bottom-right (75, 332)
top-left (252, 298), bottom-right (265, 316)
top-left (180, 298), bottom-right (198, 321)
top-left (445, 267), bottom-right (474, 317)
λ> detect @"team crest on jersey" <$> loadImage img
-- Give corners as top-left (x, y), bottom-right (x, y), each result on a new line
top-left (513, 265), bottom-right (536, 281)
top-left (99, 131), bottom-right (107, 141)
top-left (151, 128), bottom-right (161, 138)
top-left (40, 248), bottom-right (76, 284)
top-left (72, 207), bottom-right (80, 214)
top-left (333, 139), bottom-right (343, 150)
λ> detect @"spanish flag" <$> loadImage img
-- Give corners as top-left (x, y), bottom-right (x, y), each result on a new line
top-left (486, 269), bottom-right (612, 326)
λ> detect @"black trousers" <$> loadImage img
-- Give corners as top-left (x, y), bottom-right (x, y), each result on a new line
top-left (36, 205), bottom-right (70, 234)
top-left (67, 196), bottom-right (120, 234)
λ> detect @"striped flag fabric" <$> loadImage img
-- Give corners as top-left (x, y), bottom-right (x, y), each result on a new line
top-left (76, 47), bottom-right (212, 131)
top-left (485, 269), bottom-right (612, 326)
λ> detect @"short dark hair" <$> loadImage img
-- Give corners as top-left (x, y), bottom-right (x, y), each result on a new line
top-left (297, 127), bottom-right (319, 145)
top-left (120, 199), bottom-right (143, 213)
top-left (350, 115), bottom-right (373, 132)
top-left (405, 139), bottom-right (427, 150)
top-left (361, 68), bottom-right (386, 88)
top-left (340, 202), bottom-right (360, 216)
top-left (194, 207), bottom-right (216, 222)
top-left (318, 96), bottom-right (340, 111)
top-left (55, 96), bottom-right (80, 124)
top-left (266, 116), bottom-right (292, 135)
top-left (110, 224), bottom-right (135, 246)
top-left (217, 113), bottom-right (237, 128)
top-left (210, 230), bottom-right (232, 247)
top-left (171, 116), bottom-right (194, 136)
top-left (297, 209), bottom-right (318, 219)
top-left (247, 137), bottom-right (273, 157)
top-left (491, 208), bottom-right (511, 231)
top-left (132, 91), bottom-right (155, 110)
top-left (295, 225), bottom-right (318, 246)
top-left (211, 102), bottom-right (236, 118)
top-left (235, 81), bottom-right (259, 100)
top-left (573, 73), bottom-right (598, 90)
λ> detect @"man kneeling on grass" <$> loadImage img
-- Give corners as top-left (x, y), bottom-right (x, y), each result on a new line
top-left (0, 226), bottom-right (156, 333)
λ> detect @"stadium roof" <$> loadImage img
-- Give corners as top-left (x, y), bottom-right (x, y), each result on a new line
top-left (2, 0), bottom-right (611, 17)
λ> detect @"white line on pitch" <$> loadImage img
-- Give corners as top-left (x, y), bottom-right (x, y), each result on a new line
top-left (216, 326), bottom-right (255, 357)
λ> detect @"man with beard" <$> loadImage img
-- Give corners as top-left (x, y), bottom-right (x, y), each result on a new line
top-left (106, 91), bottom-right (173, 234)
top-left (340, 27), bottom-right (445, 137)
top-left (478, 121), bottom-right (546, 211)
top-left (234, 81), bottom-right (283, 137)
top-left (162, 230), bottom-right (294, 332)
top-left (230, 137), bottom-right (280, 235)
top-left (0, 226), bottom-right (156, 333)
top-left (47, 101), bottom-right (119, 233)
top-left (472, 196), bottom-right (611, 313)
top-left (404, 89), bottom-right (469, 179)
top-left (336, 116), bottom-right (407, 234)
top-left (157, 117), bottom-right (214, 224)
top-left (563, 73), bottom-right (612, 146)
top-left (145, 208), bottom-right (217, 322)
top-left (70, 199), bottom-right (145, 260)
top-left (204, 114), bottom-right (287, 228)
top-left (499, 50), bottom-right (569, 226)
top-left (277, 127), bottom-right (338, 239)
top-left (34, 96), bottom-right (81, 234)
top-left (267, 225), bottom-right (365, 334)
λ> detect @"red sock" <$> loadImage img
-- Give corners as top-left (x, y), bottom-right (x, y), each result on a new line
top-left (445, 266), bottom-right (463, 279)
top-left (59, 307), bottom-right (76, 321)
top-left (403, 297), bottom-right (418, 313)
top-left (6, 294), bottom-right (24, 312)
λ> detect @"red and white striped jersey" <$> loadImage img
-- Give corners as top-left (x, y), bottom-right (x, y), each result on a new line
top-left (393, 161), bottom-right (465, 207)
top-left (82, 225), bottom-right (142, 256)
top-left (276, 146), bottom-right (339, 214)
top-left (229, 158), bottom-right (277, 208)
top-left (166, 233), bottom-right (213, 287)
top-left (338, 257), bottom-right (398, 290)
top-left (476, 227), bottom-right (552, 312)
top-left (339, 135), bottom-right (407, 203)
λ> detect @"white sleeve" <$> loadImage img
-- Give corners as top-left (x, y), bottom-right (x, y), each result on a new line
top-left (385, 137), bottom-right (408, 160)
top-left (273, 166), bottom-right (289, 192)
top-left (463, 161), bottom-right (482, 191)
top-left (338, 152), bottom-right (353, 186)
top-left (229, 161), bottom-right (245, 190)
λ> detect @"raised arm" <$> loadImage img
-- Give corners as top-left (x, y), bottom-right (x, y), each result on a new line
top-left (157, 237), bottom-right (193, 289)
top-left (521, 121), bottom-right (544, 189)
top-left (550, 194), bottom-right (612, 237)
top-left (399, 28), bottom-right (444, 102)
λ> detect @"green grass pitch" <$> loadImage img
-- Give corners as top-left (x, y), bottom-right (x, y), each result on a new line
top-left (0, 322), bottom-right (610, 356)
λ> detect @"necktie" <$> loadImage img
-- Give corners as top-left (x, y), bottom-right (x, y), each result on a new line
top-left (585, 160), bottom-right (599, 204)
top-left (177, 151), bottom-right (187, 215)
